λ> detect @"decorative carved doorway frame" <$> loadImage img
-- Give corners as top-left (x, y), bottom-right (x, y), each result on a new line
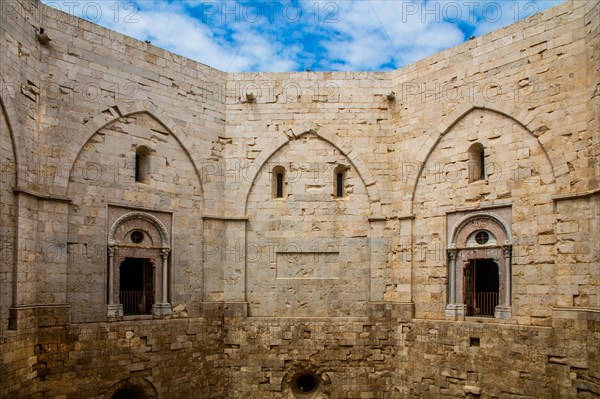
top-left (107, 211), bottom-right (172, 319)
top-left (446, 212), bottom-right (512, 320)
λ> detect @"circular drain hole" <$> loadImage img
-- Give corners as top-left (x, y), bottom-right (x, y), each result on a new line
top-left (296, 374), bottom-right (318, 393)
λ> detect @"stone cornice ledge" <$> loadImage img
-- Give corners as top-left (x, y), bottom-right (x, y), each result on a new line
top-left (202, 215), bottom-right (248, 221)
top-left (552, 187), bottom-right (600, 201)
top-left (367, 214), bottom-right (414, 221)
top-left (10, 303), bottom-right (71, 309)
top-left (447, 200), bottom-right (513, 214)
top-left (13, 187), bottom-right (71, 203)
top-left (368, 214), bottom-right (387, 222)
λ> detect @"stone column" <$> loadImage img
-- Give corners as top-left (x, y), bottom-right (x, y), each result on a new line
top-left (445, 248), bottom-right (466, 320)
top-left (161, 248), bottom-right (170, 303)
top-left (448, 249), bottom-right (457, 304)
top-left (108, 246), bottom-right (115, 304)
top-left (153, 248), bottom-right (172, 316)
top-left (107, 245), bottom-right (123, 319)
top-left (503, 246), bottom-right (512, 307)
top-left (495, 246), bottom-right (512, 319)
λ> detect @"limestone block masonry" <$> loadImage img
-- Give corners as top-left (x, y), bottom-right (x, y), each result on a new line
top-left (0, 0), bottom-right (599, 397)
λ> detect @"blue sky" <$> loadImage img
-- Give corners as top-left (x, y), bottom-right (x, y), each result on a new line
top-left (42, 0), bottom-right (563, 72)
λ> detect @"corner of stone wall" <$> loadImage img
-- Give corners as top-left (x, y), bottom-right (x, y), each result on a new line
top-left (368, 301), bottom-right (414, 323)
top-left (550, 307), bottom-right (600, 396)
top-left (201, 301), bottom-right (248, 318)
top-left (9, 304), bottom-right (70, 330)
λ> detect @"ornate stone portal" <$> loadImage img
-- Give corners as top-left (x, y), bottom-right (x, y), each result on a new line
top-left (107, 209), bottom-right (173, 319)
top-left (446, 210), bottom-right (513, 320)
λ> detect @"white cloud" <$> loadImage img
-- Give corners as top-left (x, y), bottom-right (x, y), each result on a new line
top-left (41, 0), bottom-right (564, 72)
top-left (413, 22), bottom-right (465, 49)
top-left (323, 33), bottom-right (395, 71)
top-left (314, 0), bottom-right (466, 70)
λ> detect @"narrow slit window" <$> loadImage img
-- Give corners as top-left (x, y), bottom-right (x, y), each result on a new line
top-left (333, 165), bottom-right (347, 198)
top-left (134, 146), bottom-right (150, 183)
top-left (336, 172), bottom-right (343, 197)
top-left (276, 173), bottom-right (283, 198)
top-left (272, 166), bottom-right (286, 199)
top-left (134, 153), bottom-right (141, 182)
top-left (468, 143), bottom-right (485, 182)
top-left (479, 148), bottom-right (485, 180)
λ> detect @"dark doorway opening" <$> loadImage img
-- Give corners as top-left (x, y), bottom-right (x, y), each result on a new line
top-left (119, 258), bottom-right (154, 315)
top-left (464, 258), bottom-right (499, 317)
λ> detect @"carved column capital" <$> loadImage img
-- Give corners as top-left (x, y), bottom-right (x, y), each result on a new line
top-left (447, 248), bottom-right (458, 259)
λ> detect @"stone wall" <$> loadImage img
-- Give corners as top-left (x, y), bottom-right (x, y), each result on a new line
top-left (412, 108), bottom-right (556, 322)
top-left (0, 94), bottom-right (16, 330)
top-left (67, 112), bottom-right (204, 322)
top-left (1, 317), bottom-right (224, 398)
top-left (245, 133), bottom-right (371, 317)
top-left (0, 0), bottom-right (598, 397)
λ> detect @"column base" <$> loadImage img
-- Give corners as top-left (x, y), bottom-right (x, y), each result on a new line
top-left (445, 303), bottom-right (467, 320)
top-left (107, 304), bottom-right (123, 321)
top-left (153, 303), bottom-right (172, 317)
top-left (494, 305), bottom-right (512, 319)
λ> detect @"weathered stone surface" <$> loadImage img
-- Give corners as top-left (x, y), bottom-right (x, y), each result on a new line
top-left (0, 0), bottom-right (598, 397)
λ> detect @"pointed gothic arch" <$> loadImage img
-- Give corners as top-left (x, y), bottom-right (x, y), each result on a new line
top-left (409, 102), bottom-right (570, 210)
top-left (0, 73), bottom-right (24, 185)
top-left (239, 123), bottom-right (381, 215)
top-left (66, 101), bottom-right (204, 202)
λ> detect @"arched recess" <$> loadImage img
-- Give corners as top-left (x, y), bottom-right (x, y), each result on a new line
top-left (66, 101), bottom-right (204, 202)
top-left (107, 211), bottom-right (172, 318)
top-left (240, 123), bottom-right (381, 215)
top-left (66, 103), bottom-right (204, 322)
top-left (0, 73), bottom-right (24, 184)
top-left (244, 131), bottom-right (372, 317)
top-left (0, 73), bottom-right (20, 322)
top-left (409, 103), bottom-right (570, 209)
top-left (410, 104), bottom-right (557, 319)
